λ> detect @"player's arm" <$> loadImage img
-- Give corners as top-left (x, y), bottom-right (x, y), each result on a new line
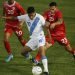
top-left (2, 15), bottom-right (25, 20)
top-left (43, 21), bottom-right (51, 39)
top-left (53, 18), bottom-right (63, 25)
top-left (43, 21), bottom-right (53, 47)
top-left (3, 15), bottom-right (26, 29)
top-left (44, 21), bottom-right (51, 40)
top-left (2, 16), bottom-right (16, 20)
top-left (46, 27), bottom-right (52, 42)
top-left (50, 11), bottom-right (63, 29)
top-left (50, 18), bottom-right (63, 29)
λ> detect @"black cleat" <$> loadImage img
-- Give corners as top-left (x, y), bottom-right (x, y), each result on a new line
top-left (30, 58), bottom-right (41, 66)
top-left (43, 72), bottom-right (49, 75)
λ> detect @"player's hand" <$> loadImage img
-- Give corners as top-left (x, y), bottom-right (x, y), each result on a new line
top-left (50, 23), bottom-right (56, 29)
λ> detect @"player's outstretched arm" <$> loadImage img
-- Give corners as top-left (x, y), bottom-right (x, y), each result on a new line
top-left (45, 21), bottom-right (52, 41)
top-left (50, 18), bottom-right (63, 29)
top-left (2, 16), bottom-right (17, 20)
top-left (44, 21), bottom-right (50, 29)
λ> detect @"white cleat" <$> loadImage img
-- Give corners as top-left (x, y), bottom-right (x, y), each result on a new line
top-left (5, 54), bottom-right (13, 62)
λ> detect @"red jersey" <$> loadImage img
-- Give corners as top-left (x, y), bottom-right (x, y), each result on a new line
top-left (3, 1), bottom-right (26, 27)
top-left (43, 10), bottom-right (66, 37)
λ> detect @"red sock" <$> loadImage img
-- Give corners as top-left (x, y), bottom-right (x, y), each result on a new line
top-left (4, 41), bottom-right (12, 54)
top-left (35, 52), bottom-right (41, 62)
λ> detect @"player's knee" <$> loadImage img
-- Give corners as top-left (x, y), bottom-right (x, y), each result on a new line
top-left (4, 34), bottom-right (10, 41)
top-left (4, 38), bottom-right (9, 42)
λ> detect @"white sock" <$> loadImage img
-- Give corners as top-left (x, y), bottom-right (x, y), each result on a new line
top-left (42, 57), bottom-right (48, 72)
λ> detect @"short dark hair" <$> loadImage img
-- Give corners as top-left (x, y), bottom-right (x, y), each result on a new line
top-left (27, 6), bottom-right (35, 14)
top-left (49, 2), bottom-right (57, 7)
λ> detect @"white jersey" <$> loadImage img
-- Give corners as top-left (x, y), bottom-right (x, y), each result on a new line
top-left (17, 13), bottom-right (45, 38)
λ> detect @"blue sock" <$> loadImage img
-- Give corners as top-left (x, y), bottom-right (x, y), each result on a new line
top-left (24, 52), bottom-right (32, 59)
top-left (41, 56), bottom-right (47, 60)
top-left (23, 52), bottom-right (30, 58)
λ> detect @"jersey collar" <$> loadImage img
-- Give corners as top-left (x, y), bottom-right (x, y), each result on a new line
top-left (6, 1), bottom-right (16, 7)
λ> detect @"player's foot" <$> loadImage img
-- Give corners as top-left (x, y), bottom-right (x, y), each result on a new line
top-left (5, 54), bottom-right (13, 62)
top-left (43, 72), bottom-right (49, 75)
top-left (30, 58), bottom-right (40, 66)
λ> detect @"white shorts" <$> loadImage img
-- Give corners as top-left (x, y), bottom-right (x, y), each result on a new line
top-left (26, 36), bottom-right (45, 50)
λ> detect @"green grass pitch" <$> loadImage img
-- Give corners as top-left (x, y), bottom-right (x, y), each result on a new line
top-left (0, 0), bottom-right (75, 75)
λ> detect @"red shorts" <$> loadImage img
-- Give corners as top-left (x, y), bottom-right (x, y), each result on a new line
top-left (4, 26), bottom-right (23, 38)
top-left (46, 35), bottom-right (69, 46)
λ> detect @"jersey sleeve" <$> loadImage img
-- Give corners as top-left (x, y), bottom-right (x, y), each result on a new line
top-left (16, 2), bottom-right (26, 15)
top-left (17, 15), bottom-right (26, 21)
top-left (43, 11), bottom-right (48, 20)
top-left (57, 11), bottom-right (63, 18)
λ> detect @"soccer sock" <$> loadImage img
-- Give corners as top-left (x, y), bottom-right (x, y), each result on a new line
top-left (4, 41), bottom-right (12, 54)
top-left (23, 52), bottom-right (32, 59)
top-left (42, 56), bottom-right (48, 72)
top-left (35, 52), bottom-right (41, 62)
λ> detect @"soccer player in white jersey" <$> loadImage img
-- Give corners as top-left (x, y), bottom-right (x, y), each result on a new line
top-left (2, 7), bottom-right (50, 75)
top-left (19, 7), bottom-right (50, 75)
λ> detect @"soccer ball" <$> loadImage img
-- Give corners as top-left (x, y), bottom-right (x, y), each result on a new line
top-left (32, 66), bottom-right (42, 75)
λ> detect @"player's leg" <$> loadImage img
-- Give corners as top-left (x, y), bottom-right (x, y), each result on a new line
top-left (65, 43), bottom-right (75, 54)
top-left (4, 27), bottom-right (13, 62)
top-left (34, 42), bottom-right (52, 64)
top-left (14, 28), bottom-right (26, 46)
top-left (58, 37), bottom-right (75, 58)
top-left (38, 46), bottom-right (49, 75)
top-left (21, 38), bottom-right (38, 60)
top-left (37, 36), bottom-right (49, 75)
top-left (34, 36), bottom-right (53, 64)
top-left (14, 28), bottom-right (33, 60)
top-left (21, 46), bottom-right (32, 60)
top-left (64, 43), bottom-right (75, 59)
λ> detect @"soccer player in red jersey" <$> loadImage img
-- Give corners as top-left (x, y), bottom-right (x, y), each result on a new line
top-left (34, 2), bottom-right (75, 65)
top-left (3, 0), bottom-right (26, 62)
